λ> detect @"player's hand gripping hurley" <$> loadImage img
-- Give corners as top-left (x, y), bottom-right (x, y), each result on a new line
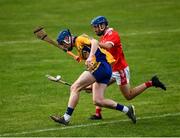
top-left (33, 26), bottom-right (80, 62)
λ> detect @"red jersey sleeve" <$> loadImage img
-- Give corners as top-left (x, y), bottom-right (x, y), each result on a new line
top-left (103, 31), bottom-right (121, 47)
top-left (100, 29), bottom-right (128, 71)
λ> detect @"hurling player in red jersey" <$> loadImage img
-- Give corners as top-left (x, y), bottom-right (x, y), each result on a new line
top-left (90, 16), bottom-right (166, 120)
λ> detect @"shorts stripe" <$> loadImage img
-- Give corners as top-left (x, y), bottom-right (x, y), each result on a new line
top-left (112, 66), bottom-right (130, 85)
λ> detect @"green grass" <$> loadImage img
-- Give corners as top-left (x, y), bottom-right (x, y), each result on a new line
top-left (0, 0), bottom-right (180, 137)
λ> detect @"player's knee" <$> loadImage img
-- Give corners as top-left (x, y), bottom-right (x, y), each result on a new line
top-left (93, 99), bottom-right (103, 106)
top-left (123, 91), bottom-right (133, 100)
top-left (70, 83), bottom-right (81, 93)
top-left (124, 95), bottom-right (132, 100)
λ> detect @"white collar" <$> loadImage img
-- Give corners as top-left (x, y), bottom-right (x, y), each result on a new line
top-left (104, 28), bottom-right (113, 36)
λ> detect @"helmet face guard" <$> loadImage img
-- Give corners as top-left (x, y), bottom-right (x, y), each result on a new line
top-left (57, 29), bottom-right (73, 51)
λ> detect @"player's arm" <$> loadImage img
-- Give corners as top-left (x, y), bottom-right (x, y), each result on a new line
top-left (33, 26), bottom-right (80, 62)
top-left (58, 44), bottom-right (80, 62)
top-left (89, 39), bottom-right (98, 57)
top-left (66, 51), bottom-right (80, 62)
top-left (85, 39), bottom-right (99, 71)
top-left (98, 42), bottom-right (113, 49)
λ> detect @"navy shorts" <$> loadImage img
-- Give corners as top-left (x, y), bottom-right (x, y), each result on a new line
top-left (92, 62), bottom-right (112, 84)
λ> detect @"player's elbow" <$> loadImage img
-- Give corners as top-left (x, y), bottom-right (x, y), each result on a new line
top-left (91, 39), bottom-right (99, 47)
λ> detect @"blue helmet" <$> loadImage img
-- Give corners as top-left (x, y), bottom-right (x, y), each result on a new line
top-left (57, 29), bottom-right (72, 45)
top-left (91, 16), bottom-right (108, 26)
top-left (57, 29), bottom-right (73, 51)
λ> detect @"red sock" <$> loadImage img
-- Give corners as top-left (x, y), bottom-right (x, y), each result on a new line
top-left (95, 108), bottom-right (101, 117)
top-left (145, 81), bottom-right (153, 88)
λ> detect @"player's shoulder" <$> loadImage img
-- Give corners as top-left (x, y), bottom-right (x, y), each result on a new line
top-left (76, 34), bottom-right (91, 45)
top-left (78, 33), bottom-right (91, 40)
top-left (106, 28), bottom-right (120, 37)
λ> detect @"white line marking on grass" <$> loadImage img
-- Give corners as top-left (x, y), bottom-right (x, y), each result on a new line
top-left (0, 112), bottom-right (180, 136)
top-left (0, 28), bottom-right (180, 46)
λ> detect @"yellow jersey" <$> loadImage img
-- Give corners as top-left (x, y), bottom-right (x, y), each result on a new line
top-left (74, 34), bottom-right (115, 65)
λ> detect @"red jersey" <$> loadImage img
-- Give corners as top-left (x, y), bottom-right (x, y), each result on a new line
top-left (99, 28), bottom-right (128, 71)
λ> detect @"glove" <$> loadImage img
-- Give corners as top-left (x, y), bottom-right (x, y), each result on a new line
top-left (85, 55), bottom-right (99, 72)
top-left (74, 56), bottom-right (81, 62)
top-left (85, 61), bottom-right (99, 72)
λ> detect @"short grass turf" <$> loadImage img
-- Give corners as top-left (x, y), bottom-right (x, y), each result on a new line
top-left (0, 0), bottom-right (180, 137)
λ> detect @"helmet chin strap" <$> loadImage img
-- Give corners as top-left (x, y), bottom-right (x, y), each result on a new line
top-left (67, 37), bottom-right (73, 51)
top-left (67, 29), bottom-right (73, 51)
top-left (99, 24), bottom-right (105, 31)
top-left (98, 24), bottom-right (106, 35)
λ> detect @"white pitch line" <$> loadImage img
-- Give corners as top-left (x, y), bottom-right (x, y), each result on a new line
top-left (0, 112), bottom-right (180, 137)
top-left (0, 28), bottom-right (180, 46)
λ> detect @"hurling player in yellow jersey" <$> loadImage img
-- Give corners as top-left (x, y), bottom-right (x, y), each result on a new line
top-left (50, 29), bottom-right (136, 125)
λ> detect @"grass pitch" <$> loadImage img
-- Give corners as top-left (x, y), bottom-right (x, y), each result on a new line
top-left (0, 0), bottom-right (180, 137)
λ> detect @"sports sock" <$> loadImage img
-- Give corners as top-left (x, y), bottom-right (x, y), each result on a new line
top-left (145, 81), bottom-right (153, 88)
top-left (63, 107), bottom-right (74, 122)
top-left (63, 113), bottom-right (71, 122)
top-left (122, 106), bottom-right (129, 113)
top-left (116, 103), bottom-right (129, 113)
top-left (95, 107), bottom-right (102, 116)
top-left (66, 107), bottom-right (74, 116)
top-left (116, 103), bottom-right (123, 111)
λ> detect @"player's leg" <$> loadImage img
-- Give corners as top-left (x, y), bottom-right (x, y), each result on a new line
top-left (92, 82), bottom-right (117, 108)
top-left (92, 82), bottom-right (136, 123)
top-left (120, 83), bottom-right (147, 100)
top-left (68, 71), bottom-right (96, 107)
top-left (90, 78), bottom-right (116, 120)
top-left (116, 67), bottom-right (166, 100)
top-left (89, 62), bottom-right (115, 120)
top-left (50, 71), bottom-right (96, 125)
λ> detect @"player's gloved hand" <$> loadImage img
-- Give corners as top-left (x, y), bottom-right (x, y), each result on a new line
top-left (85, 55), bottom-right (93, 68)
top-left (74, 56), bottom-right (80, 62)
top-left (85, 55), bottom-right (98, 72)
